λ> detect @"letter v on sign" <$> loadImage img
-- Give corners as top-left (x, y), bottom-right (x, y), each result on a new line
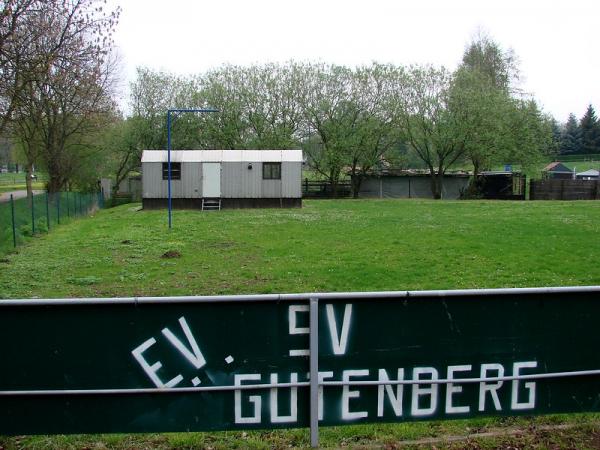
top-left (162, 316), bottom-right (207, 369)
top-left (326, 304), bottom-right (352, 355)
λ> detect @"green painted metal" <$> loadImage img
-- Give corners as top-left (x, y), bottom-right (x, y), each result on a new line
top-left (46, 191), bottom-right (50, 230)
top-left (10, 193), bottom-right (16, 247)
top-left (1, 289), bottom-right (600, 435)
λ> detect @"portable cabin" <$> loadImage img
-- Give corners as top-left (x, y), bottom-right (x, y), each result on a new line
top-left (141, 150), bottom-right (302, 209)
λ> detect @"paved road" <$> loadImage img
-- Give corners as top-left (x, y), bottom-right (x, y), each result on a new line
top-left (0, 190), bottom-right (44, 203)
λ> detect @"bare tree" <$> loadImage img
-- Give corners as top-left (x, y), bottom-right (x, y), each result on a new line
top-left (8, 0), bottom-right (120, 195)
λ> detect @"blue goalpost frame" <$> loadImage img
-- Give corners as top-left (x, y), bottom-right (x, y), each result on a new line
top-left (167, 108), bottom-right (218, 229)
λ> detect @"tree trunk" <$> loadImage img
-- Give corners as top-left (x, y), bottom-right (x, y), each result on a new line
top-left (111, 182), bottom-right (119, 207)
top-left (331, 179), bottom-right (339, 198)
top-left (465, 160), bottom-right (481, 198)
top-left (429, 170), bottom-right (443, 199)
top-left (47, 172), bottom-right (63, 194)
top-left (351, 174), bottom-right (362, 199)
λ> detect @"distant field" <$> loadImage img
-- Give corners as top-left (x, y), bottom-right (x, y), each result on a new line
top-left (0, 172), bottom-right (46, 193)
top-left (1, 199), bottom-right (600, 449)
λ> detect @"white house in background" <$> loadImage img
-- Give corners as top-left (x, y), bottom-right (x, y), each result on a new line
top-left (141, 150), bottom-right (303, 210)
top-left (575, 169), bottom-right (599, 181)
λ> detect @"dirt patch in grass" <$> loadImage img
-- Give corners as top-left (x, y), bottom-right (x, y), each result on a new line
top-left (161, 250), bottom-right (181, 259)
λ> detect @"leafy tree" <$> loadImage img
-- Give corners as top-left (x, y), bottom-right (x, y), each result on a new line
top-left (99, 116), bottom-right (145, 203)
top-left (196, 63), bottom-right (303, 149)
top-left (296, 63), bottom-right (357, 196)
top-left (579, 104), bottom-right (600, 154)
top-left (345, 64), bottom-right (403, 197)
top-left (461, 31), bottom-right (519, 93)
top-left (560, 113), bottom-right (582, 155)
top-left (451, 67), bottom-right (513, 178)
top-left (453, 34), bottom-right (550, 197)
top-left (129, 67), bottom-right (202, 151)
top-left (547, 118), bottom-right (562, 157)
top-left (458, 34), bottom-right (523, 177)
top-left (393, 65), bottom-right (471, 199)
top-left (503, 99), bottom-right (553, 170)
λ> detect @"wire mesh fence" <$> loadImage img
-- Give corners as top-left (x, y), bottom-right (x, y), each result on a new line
top-left (0, 191), bottom-right (103, 254)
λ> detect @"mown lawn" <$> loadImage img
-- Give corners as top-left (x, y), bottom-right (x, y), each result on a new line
top-left (1, 199), bottom-right (600, 299)
top-left (1, 199), bottom-right (600, 449)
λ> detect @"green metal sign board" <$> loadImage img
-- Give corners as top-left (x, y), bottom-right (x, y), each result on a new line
top-left (1, 287), bottom-right (600, 438)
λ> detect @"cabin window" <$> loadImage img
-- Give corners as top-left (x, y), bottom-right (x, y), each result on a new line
top-left (162, 162), bottom-right (181, 180)
top-left (263, 162), bottom-right (281, 180)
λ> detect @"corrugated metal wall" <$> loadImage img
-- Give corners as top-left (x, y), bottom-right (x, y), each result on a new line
top-left (282, 162), bottom-right (301, 198)
top-left (221, 162), bottom-right (262, 198)
top-left (142, 162), bottom-right (202, 199)
top-left (143, 161), bottom-right (302, 199)
top-left (359, 176), bottom-right (469, 200)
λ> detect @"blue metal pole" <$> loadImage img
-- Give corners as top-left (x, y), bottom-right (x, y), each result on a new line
top-left (166, 108), bottom-right (218, 229)
top-left (167, 110), bottom-right (172, 229)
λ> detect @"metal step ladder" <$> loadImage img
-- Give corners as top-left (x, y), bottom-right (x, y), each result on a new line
top-left (201, 198), bottom-right (221, 211)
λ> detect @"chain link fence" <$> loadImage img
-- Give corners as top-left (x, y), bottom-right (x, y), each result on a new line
top-left (0, 191), bottom-right (103, 254)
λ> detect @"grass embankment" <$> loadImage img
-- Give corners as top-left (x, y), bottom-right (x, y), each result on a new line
top-left (1, 199), bottom-right (600, 449)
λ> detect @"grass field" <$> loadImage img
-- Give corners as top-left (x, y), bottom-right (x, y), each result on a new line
top-left (1, 199), bottom-right (600, 449)
top-left (2, 199), bottom-right (600, 299)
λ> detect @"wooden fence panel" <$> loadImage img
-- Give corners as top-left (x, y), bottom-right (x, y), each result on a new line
top-left (530, 179), bottom-right (600, 200)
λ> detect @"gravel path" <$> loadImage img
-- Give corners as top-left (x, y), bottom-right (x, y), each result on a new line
top-left (0, 189), bottom-right (44, 203)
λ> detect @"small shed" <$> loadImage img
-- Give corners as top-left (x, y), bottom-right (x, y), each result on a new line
top-left (477, 171), bottom-right (526, 200)
top-left (575, 169), bottom-right (599, 180)
top-left (543, 162), bottom-right (573, 179)
top-left (141, 150), bottom-right (302, 209)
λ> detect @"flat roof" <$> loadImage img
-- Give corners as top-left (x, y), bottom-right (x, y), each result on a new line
top-left (141, 150), bottom-right (303, 163)
top-left (576, 169), bottom-right (599, 176)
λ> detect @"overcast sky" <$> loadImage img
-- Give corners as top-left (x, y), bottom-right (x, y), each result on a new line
top-left (110, 0), bottom-right (599, 122)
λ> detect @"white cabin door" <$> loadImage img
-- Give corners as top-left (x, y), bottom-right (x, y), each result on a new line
top-left (202, 163), bottom-right (221, 197)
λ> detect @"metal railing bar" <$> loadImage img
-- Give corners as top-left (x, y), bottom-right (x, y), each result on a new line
top-left (406, 286), bottom-right (600, 297)
top-left (319, 368), bottom-right (600, 385)
top-left (1, 286), bottom-right (599, 306)
top-left (2, 368), bottom-right (600, 397)
top-left (0, 382), bottom-right (311, 396)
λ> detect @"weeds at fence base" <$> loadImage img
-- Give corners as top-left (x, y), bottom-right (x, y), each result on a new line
top-left (0, 191), bottom-right (102, 255)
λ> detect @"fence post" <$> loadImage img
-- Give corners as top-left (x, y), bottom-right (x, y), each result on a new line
top-left (66, 191), bottom-right (70, 218)
top-left (10, 194), bottom-right (16, 248)
top-left (57, 193), bottom-right (61, 225)
top-left (31, 193), bottom-right (35, 235)
top-left (309, 297), bottom-right (319, 448)
top-left (46, 192), bottom-right (50, 230)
